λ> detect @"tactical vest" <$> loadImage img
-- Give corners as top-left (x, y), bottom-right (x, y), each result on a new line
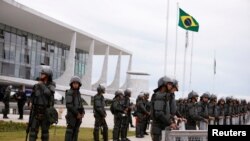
top-left (32, 83), bottom-right (55, 107)
top-left (152, 92), bottom-right (170, 121)
top-left (66, 89), bottom-right (84, 112)
top-left (93, 94), bottom-right (106, 117)
top-left (208, 103), bottom-right (216, 117)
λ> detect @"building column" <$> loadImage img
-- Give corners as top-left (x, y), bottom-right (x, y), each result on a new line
top-left (120, 55), bottom-right (132, 89)
top-left (92, 45), bottom-right (109, 90)
top-left (107, 51), bottom-right (122, 93)
top-left (55, 32), bottom-right (76, 86)
top-left (81, 40), bottom-right (94, 90)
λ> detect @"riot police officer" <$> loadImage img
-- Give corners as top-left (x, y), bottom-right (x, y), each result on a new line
top-left (150, 76), bottom-right (177, 141)
top-left (14, 86), bottom-right (27, 119)
top-left (112, 89), bottom-right (125, 141)
top-left (224, 97), bottom-right (233, 125)
top-left (3, 85), bottom-right (12, 119)
top-left (186, 91), bottom-right (204, 130)
top-left (197, 92), bottom-right (209, 129)
top-left (135, 93), bottom-right (149, 138)
top-left (208, 94), bottom-right (218, 125)
top-left (121, 88), bottom-right (132, 141)
top-left (169, 79), bottom-right (185, 127)
top-left (217, 98), bottom-right (225, 125)
top-left (143, 92), bottom-right (150, 135)
top-left (65, 76), bottom-right (85, 141)
top-left (28, 66), bottom-right (56, 141)
top-left (93, 84), bottom-right (108, 141)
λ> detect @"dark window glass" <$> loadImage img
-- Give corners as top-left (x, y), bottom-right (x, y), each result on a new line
top-left (44, 55), bottom-right (49, 65)
top-left (0, 42), bottom-right (4, 59)
top-left (1, 63), bottom-right (15, 76)
top-left (36, 42), bottom-right (41, 65)
top-left (24, 48), bottom-right (30, 64)
top-left (19, 66), bottom-right (30, 79)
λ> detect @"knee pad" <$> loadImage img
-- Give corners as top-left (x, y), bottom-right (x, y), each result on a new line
top-left (42, 130), bottom-right (49, 134)
top-left (94, 127), bottom-right (99, 131)
top-left (41, 133), bottom-right (49, 139)
top-left (66, 128), bottom-right (74, 133)
top-left (29, 131), bottom-right (37, 138)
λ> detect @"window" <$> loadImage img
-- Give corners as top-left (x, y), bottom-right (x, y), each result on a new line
top-left (19, 66), bottom-right (31, 79)
top-left (24, 48), bottom-right (30, 64)
top-left (1, 63), bottom-right (15, 76)
top-left (0, 42), bottom-right (4, 59)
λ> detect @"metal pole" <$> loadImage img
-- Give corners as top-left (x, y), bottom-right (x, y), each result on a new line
top-left (182, 31), bottom-right (189, 97)
top-left (174, 2), bottom-right (179, 78)
top-left (164, 0), bottom-right (170, 75)
top-left (189, 32), bottom-right (194, 90)
top-left (212, 50), bottom-right (216, 93)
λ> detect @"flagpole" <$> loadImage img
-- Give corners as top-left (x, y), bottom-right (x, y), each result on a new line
top-left (164, 0), bottom-right (170, 75)
top-left (212, 50), bottom-right (216, 93)
top-left (182, 30), bottom-right (189, 97)
top-left (189, 32), bottom-right (194, 90)
top-left (174, 2), bottom-right (179, 78)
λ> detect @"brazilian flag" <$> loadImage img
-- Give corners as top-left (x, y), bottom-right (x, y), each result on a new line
top-left (178, 8), bottom-right (199, 32)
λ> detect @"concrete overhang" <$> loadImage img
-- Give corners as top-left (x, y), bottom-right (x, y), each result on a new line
top-left (0, 0), bottom-right (132, 55)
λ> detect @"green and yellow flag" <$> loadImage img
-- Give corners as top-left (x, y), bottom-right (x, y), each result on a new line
top-left (178, 8), bottom-right (199, 32)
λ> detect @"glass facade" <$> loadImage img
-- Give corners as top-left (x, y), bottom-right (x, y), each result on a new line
top-left (0, 23), bottom-right (87, 80)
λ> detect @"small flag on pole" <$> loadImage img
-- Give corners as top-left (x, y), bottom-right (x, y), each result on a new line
top-left (178, 8), bottom-right (199, 32)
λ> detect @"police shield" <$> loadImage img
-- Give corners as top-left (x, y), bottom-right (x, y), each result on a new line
top-left (236, 116), bottom-right (239, 125)
top-left (240, 115), bottom-right (243, 125)
top-left (226, 116), bottom-right (230, 125)
top-left (232, 116), bottom-right (236, 125)
top-left (209, 119), bottom-right (215, 125)
top-left (218, 117), bottom-right (224, 125)
top-left (178, 121), bottom-right (186, 130)
top-left (199, 121), bottom-right (208, 130)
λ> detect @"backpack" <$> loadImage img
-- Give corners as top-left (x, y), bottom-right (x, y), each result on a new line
top-left (46, 107), bottom-right (58, 124)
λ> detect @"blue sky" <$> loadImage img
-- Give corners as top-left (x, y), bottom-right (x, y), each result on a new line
top-left (16, 0), bottom-right (250, 99)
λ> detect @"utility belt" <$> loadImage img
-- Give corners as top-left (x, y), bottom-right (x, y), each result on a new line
top-left (33, 105), bottom-right (47, 114)
top-left (78, 108), bottom-right (84, 114)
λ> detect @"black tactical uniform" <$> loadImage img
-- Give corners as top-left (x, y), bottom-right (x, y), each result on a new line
top-left (65, 76), bottom-right (85, 141)
top-left (208, 94), bottom-right (218, 125)
top-left (112, 90), bottom-right (124, 141)
top-left (197, 93), bottom-right (209, 129)
top-left (216, 98), bottom-right (225, 125)
top-left (143, 92), bottom-right (151, 135)
top-left (136, 93), bottom-right (148, 138)
top-left (3, 85), bottom-right (11, 119)
top-left (28, 66), bottom-right (55, 141)
top-left (241, 100), bottom-right (248, 124)
top-left (93, 84), bottom-right (108, 141)
top-left (151, 76), bottom-right (174, 141)
top-left (224, 97), bottom-right (233, 125)
top-left (186, 91), bottom-right (204, 130)
top-left (15, 87), bottom-right (27, 119)
top-left (120, 89), bottom-right (132, 141)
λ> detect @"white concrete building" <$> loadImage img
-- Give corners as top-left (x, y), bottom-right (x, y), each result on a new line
top-left (0, 0), bottom-right (135, 105)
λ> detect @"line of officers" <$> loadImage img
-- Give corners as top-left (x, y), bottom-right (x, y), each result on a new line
top-left (3, 65), bottom-right (250, 141)
top-left (143, 76), bottom-right (250, 141)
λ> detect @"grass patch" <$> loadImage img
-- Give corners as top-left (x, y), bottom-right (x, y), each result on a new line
top-left (0, 121), bottom-right (135, 141)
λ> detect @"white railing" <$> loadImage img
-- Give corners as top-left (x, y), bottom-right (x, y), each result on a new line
top-left (164, 112), bottom-right (250, 141)
top-left (165, 130), bottom-right (207, 141)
